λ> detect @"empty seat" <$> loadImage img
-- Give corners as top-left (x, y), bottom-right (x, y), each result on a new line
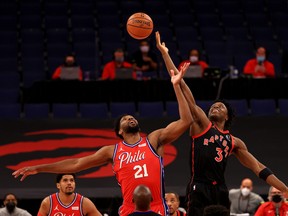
top-left (71, 15), bottom-right (95, 29)
top-left (197, 100), bottom-right (213, 113)
top-left (138, 101), bottom-right (164, 118)
top-left (79, 103), bottom-right (109, 119)
top-left (250, 99), bottom-right (277, 116)
top-left (226, 99), bottom-right (249, 117)
top-left (166, 101), bottom-right (179, 117)
top-left (52, 103), bottom-right (78, 118)
top-left (24, 103), bottom-right (50, 118)
top-left (278, 99), bottom-right (288, 116)
top-left (0, 73), bottom-right (20, 89)
top-left (110, 102), bottom-right (136, 118)
top-left (0, 104), bottom-right (21, 119)
top-left (0, 89), bottom-right (19, 104)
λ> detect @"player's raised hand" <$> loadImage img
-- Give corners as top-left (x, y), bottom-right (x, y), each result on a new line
top-left (12, 166), bottom-right (38, 181)
top-left (155, 31), bottom-right (168, 54)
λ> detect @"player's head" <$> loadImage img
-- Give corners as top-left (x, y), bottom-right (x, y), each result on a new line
top-left (203, 205), bottom-right (230, 216)
top-left (207, 99), bottom-right (235, 130)
top-left (56, 173), bottom-right (76, 195)
top-left (132, 185), bottom-right (152, 211)
top-left (165, 192), bottom-right (180, 215)
top-left (114, 114), bottom-right (140, 139)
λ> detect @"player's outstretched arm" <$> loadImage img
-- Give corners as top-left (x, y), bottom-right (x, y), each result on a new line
top-left (233, 136), bottom-right (288, 196)
top-left (12, 145), bottom-right (115, 181)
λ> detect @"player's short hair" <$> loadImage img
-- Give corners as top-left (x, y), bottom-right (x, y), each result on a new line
top-left (56, 173), bottom-right (76, 183)
top-left (114, 114), bottom-right (129, 140)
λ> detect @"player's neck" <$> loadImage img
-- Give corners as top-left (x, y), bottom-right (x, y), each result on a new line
top-left (58, 192), bottom-right (76, 205)
top-left (123, 133), bottom-right (141, 144)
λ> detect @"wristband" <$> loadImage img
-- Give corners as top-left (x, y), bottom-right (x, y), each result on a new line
top-left (259, 167), bottom-right (273, 181)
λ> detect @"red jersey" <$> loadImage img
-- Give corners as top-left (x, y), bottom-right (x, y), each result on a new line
top-left (113, 137), bottom-right (168, 216)
top-left (48, 192), bottom-right (84, 216)
top-left (255, 201), bottom-right (288, 216)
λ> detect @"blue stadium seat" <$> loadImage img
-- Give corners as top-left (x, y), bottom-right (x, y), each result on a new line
top-left (52, 103), bottom-right (78, 119)
top-left (166, 101), bottom-right (179, 118)
top-left (138, 101), bottom-right (164, 118)
top-left (0, 104), bottom-right (21, 119)
top-left (0, 89), bottom-right (19, 104)
top-left (44, 15), bottom-right (69, 29)
top-left (197, 100), bottom-right (213, 113)
top-left (278, 99), bottom-right (288, 116)
top-left (0, 73), bottom-right (20, 89)
top-left (226, 99), bottom-right (249, 117)
top-left (71, 15), bottom-right (95, 29)
top-left (250, 99), bottom-right (277, 116)
top-left (46, 28), bottom-right (70, 44)
top-left (110, 102), bottom-right (136, 119)
top-left (24, 103), bottom-right (50, 119)
top-left (79, 103), bottom-right (109, 119)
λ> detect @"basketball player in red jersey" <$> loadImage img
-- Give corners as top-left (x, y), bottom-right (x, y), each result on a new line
top-left (37, 173), bottom-right (101, 216)
top-left (13, 64), bottom-right (192, 216)
top-left (156, 31), bottom-right (288, 216)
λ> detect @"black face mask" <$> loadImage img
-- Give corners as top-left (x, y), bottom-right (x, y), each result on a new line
top-left (6, 201), bottom-right (16, 213)
top-left (272, 194), bottom-right (283, 203)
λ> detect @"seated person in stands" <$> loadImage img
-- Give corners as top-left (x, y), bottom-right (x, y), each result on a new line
top-left (52, 54), bottom-right (83, 81)
top-left (243, 46), bottom-right (275, 78)
top-left (101, 48), bottom-right (135, 80)
top-left (130, 39), bottom-right (159, 79)
top-left (178, 49), bottom-right (208, 77)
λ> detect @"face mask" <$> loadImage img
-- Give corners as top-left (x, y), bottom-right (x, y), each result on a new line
top-left (272, 194), bottom-right (283, 203)
top-left (115, 56), bottom-right (124, 63)
top-left (190, 56), bottom-right (198, 63)
top-left (140, 45), bottom-right (149, 53)
top-left (241, 188), bottom-right (251, 197)
top-left (6, 201), bottom-right (16, 213)
top-left (257, 56), bottom-right (265, 63)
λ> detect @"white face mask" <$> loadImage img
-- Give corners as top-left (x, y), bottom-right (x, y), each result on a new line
top-left (241, 188), bottom-right (251, 197)
top-left (190, 56), bottom-right (199, 63)
top-left (140, 45), bottom-right (149, 53)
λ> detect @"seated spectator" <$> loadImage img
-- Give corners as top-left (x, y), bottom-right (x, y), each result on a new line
top-left (165, 192), bottom-right (186, 216)
top-left (255, 186), bottom-right (288, 216)
top-left (178, 49), bottom-right (208, 77)
top-left (0, 193), bottom-right (32, 215)
top-left (128, 185), bottom-right (161, 216)
top-left (229, 178), bottom-right (264, 216)
top-left (101, 48), bottom-right (135, 80)
top-left (243, 47), bottom-right (275, 78)
top-left (130, 39), bottom-right (159, 79)
top-left (52, 54), bottom-right (83, 80)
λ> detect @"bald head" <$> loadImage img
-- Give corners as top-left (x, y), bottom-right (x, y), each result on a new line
top-left (240, 178), bottom-right (253, 191)
top-left (133, 185), bottom-right (152, 211)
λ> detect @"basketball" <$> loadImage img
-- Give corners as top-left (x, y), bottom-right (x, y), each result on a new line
top-left (126, 12), bottom-right (153, 40)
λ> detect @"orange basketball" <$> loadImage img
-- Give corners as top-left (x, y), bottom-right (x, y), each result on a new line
top-left (126, 12), bottom-right (153, 40)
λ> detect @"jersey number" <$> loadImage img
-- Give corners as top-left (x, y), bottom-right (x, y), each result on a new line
top-left (134, 164), bottom-right (148, 179)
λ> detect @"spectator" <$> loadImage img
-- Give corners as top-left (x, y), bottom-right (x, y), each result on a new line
top-left (203, 205), bottom-right (230, 216)
top-left (37, 173), bottom-right (102, 216)
top-left (255, 186), bottom-right (288, 216)
top-left (52, 54), bottom-right (83, 80)
top-left (243, 47), bottom-right (275, 78)
top-left (229, 178), bottom-right (264, 216)
top-left (0, 193), bottom-right (32, 216)
top-left (130, 39), bottom-right (159, 79)
top-left (128, 185), bottom-right (161, 216)
top-left (165, 192), bottom-right (186, 216)
top-left (101, 48), bottom-right (135, 80)
top-left (178, 49), bottom-right (208, 76)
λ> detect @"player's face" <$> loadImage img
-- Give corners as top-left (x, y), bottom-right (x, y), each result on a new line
top-left (208, 102), bottom-right (228, 121)
top-left (165, 193), bottom-right (179, 215)
top-left (120, 115), bottom-right (140, 134)
top-left (57, 175), bottom-right (75, 195)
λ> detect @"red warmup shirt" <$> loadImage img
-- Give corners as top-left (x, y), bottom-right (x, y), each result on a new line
top-left (255, 201), bottom-right (288, 216)
top-left (178, 60), bottom-right (208, 77)
top-left (243, 59), bottom-right (275, 78)
top-left (101, 61), bottom-right (135, 80)
top-left (112, 137), bottom-right (168, 216)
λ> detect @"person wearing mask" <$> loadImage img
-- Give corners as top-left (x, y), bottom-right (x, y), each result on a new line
top-left (37, 173), bottom-right (102, 216)
top-left (165, 192), bottom-right (186, 216)
top-left (0, 193), bottom-right (32, 216)
top-left (178, 49), bottom-right (208, 77)
top-left (255, 186), bottom-right (288, 216)
top-left (52, 54), bottom-right (83, 80)
top-left (130, 39), bottom-right (159, 79)
top-left (243, 47), bottom-right (275, 78)
top-left (128, 185), bottom-right (161, 216)
top-left (101, 48), bottom-right (135, 80)
top-left (229, 178), bottom-right (264, 216)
